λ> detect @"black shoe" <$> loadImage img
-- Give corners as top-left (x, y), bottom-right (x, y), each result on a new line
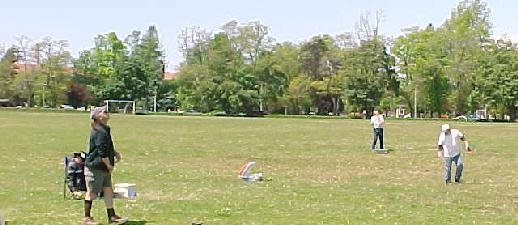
top-left (455, 179), bottom-right (461, 183)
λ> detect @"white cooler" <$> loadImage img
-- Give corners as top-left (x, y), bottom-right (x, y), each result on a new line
top-left (114, 183), bottom-right (137, 199)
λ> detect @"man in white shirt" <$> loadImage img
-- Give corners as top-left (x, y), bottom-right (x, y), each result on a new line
top-left (370, 110), bottom-right (384, 150)
top-left (437, 124), bottom-right (472, 184)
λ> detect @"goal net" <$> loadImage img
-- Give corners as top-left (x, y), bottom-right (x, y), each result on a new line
top-left (104, 100), bottom-right (135, 114)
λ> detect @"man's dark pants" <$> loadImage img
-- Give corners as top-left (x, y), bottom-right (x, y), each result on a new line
top-left (372, 128), bottom-right (384, 149)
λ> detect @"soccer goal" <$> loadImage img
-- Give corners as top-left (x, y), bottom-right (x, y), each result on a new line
top-left (104, 100), bottom-right (136, 114)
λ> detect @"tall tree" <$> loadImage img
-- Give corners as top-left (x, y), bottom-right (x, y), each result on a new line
top-left (0, 47), bottom-right (17, 100)
top-left (478, 40), bottom-right (518, 120)
top-left (392, 24), bottom-right (447, 117)
top-left (177, 26), bottom-right (211, 65)
top-left (75, 28), bottom-right (168, 110)
top-left (299, 35), bottom-right (341, 114)
top-left (66, 82), bottom-right (90, 108)
top-left (270, 42), bottom-right (300, 79)
top-left (37, 38), bottom-right (73, 107)
top-left (238, 21), bottom-right (275, 111)
top-left (13, 36), bottom-right (38, 106)
top-left (342, 38), bottom-right (395, 115)
top-left (255, 53), bottom-right (288, 112)
top-left (440, 0), bottom-right (491, 114)
top-left (286, 75), bottom-right (311, 114)
top-left (132, 25), bottom-right (165, 110)
top-left (237, 21), bottom-right (274, 73)
top-left (355, 10), bottom-right (384, 42)
top-left (299, 35), bottom-right (333, 80)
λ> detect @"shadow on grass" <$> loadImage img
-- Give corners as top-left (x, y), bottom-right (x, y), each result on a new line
top-left (125, 221), bottom-right (150, 225)
top-left (371, 148), bottom-right (395, 154)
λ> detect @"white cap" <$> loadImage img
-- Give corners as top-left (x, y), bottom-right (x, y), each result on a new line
top-left (441, 124), bottom-right (450, 132)
top-left (90, 106), bottom-right (106, 120)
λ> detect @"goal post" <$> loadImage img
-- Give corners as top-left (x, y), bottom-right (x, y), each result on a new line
top-left (104, 100), bottom-right (136, 114)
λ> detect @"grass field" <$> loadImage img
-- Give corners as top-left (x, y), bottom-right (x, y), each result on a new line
top-left (0, 110), bottom-right (517, 224)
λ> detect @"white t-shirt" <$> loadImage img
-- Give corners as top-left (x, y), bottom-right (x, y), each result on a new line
top-left (370, 115), bottom-right (384, 128)
top-left (437, 129), bottom-right (464, 157)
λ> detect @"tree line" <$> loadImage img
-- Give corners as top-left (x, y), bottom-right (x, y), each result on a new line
top-left (1, 0), bottom-right (517, 119)
top-left (0, 25), bottom-right (167, 111)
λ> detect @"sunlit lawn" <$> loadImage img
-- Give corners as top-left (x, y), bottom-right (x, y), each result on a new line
top-left (0, 110), bottom-right (517, 224)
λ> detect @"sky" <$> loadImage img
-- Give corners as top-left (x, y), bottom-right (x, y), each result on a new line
top-left (1, 0), bottom-right (517, 72)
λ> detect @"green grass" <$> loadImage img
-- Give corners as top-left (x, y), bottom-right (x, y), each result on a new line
top-left (0, 111), bottom-right (517, 224)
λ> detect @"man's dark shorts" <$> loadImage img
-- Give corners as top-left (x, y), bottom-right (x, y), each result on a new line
top-left (84, 167), bottom-right (112, 193)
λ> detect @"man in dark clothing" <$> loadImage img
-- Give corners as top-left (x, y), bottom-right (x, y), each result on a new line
top-left (82, 106), bottom-right (127, 225)
top-left (66, 153), bottom-right (86, 198)
top-left (89, 123), bottom-right (116, 170)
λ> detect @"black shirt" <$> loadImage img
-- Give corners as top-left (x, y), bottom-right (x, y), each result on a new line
top-left (89, 123), bottom-right (115, 167)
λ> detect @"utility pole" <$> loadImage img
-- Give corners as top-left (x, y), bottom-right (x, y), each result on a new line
top-left (259, 84), bottom-right (264, 111)
top-left (153, 79), bottom-right (158, 113)
top-left (414, 88), bottom-right (417, 118)
top-left (42, 83), bottom-right (47, 107)
top-left (153, 95), bottom-right (157, 112)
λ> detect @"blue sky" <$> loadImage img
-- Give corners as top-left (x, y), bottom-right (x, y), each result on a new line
top-left (1, 0), bottom-right (516, 71)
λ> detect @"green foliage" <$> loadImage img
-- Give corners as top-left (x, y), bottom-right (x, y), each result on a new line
top-left (440, 0), bottom-right (491, 114)
top-left (177, 22), bottom-right (279, 114)
top-left (299, 35), bottom-right (343, 114)
top-left (477, 40), bottom-right (518, 120)
top-left (343, 38), bottom-right (395, 114)
top-left (255, 53), bottom-right (289, 112)
top-left (286, 75), bottom-right (311, 114)
top-left (25, 38), bottom-right (72, 107)
top-left (73, 26), bottom-right (166, 109)
top-left (423, 64), bottom-right (450, 117)
top-left (299, 35), bottom-right (333, 80)
top-left (392, 0), bottom-right (493, 117)
top-left (0, 48), bottom-right (17, 99)
top-left (74, 32), bottom-right (128, 104)
top-left (3, 0), bottom-right (517, 118)
top-left (156, 79), bottom-right (179, 111)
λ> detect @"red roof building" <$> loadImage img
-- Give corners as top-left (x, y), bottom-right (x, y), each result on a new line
top-left (163, 72), bottom-right (178, 81)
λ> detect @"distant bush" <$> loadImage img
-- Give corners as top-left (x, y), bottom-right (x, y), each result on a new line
top-left (348, 112), bottom-right (364, 119)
